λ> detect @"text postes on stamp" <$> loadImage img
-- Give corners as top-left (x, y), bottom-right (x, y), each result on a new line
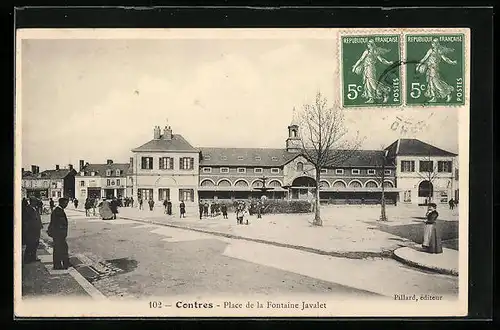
top-left (405, 34), bottom-right (465, 106)
top-left (341, 34), bottom-right (402, 108)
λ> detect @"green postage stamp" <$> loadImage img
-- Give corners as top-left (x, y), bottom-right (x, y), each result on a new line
top-left (405, 34), bottom-right (465, 106)
top-left (341, 35), bottom-right (402, 107)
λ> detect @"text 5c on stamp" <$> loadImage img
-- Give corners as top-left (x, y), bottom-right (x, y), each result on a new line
top-left (341, 35), bottom-right (402, 108)
top-left (405, 34), bottom-right (465, 106)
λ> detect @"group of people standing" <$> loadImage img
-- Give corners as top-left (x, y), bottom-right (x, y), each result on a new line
top-left (22, 196), bottom-right (70, 270)
top-left (198, 201), bottom-right (227, 219)
top-left (197, 199), bottom-right (265, 225)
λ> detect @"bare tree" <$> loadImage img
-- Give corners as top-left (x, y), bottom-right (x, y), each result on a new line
top-left (298, 92), bottom-right (362, 226)
top-left (364, 146), bottom-right (395, 221)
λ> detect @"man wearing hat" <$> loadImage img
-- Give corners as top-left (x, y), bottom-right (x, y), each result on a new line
top-left (23, 196), bottom-right (43, 263)
top-left (47, 197), bottom-right (70, 269)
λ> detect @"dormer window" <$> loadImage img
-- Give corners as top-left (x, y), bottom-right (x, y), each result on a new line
top-left (91, 171), bottom-right (96, 176)
top-left (106, 169), bottom-right (112, 176)
top-left (116, 169), bottom-right (121, 176)
top-left (204, 155), bottom-right (211, 160)
top-left (271, 157), bottom-right (278, 161)
top-left (255, 156), bottom-right (261, 161)
top-left (221, 156), bottom-right (228, 160)
top-left (237, 156), bottom-right (244, 160)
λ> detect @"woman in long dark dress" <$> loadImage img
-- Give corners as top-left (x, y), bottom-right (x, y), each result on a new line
top-left (422, 203), bottom-right (443, 254)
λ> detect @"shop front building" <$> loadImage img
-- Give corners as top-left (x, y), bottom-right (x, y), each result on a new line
top-left (21, 164), bottom-right (77, 200)
top-left (74, 159), bottom-right (131, 201)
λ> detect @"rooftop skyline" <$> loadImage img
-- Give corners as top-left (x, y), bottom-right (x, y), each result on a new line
top-left (19, 35), bottom-right (459, 170)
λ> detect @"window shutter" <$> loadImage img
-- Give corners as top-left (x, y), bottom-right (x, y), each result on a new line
top-left (190, 158), bottom-right (194, 170)
top-left (179, 158), bottom-right (183, 170)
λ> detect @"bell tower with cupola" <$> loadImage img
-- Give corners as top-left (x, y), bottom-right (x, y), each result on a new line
top-left (286, 107), bottom-right (301, 153)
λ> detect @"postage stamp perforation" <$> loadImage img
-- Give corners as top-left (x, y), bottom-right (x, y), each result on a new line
top-left (339, 30), bottom-right (404, 109)
top-left (404, 31), bottom-right (467, 107)
top-left (338, 28), bottom-right (469, 109)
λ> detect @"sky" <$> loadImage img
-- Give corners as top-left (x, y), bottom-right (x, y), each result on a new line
top-left (19, 33), bottom-right (460, 171)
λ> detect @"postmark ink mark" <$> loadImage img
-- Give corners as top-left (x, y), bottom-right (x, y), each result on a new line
top-left (405, 34), bottom-right (465, 106)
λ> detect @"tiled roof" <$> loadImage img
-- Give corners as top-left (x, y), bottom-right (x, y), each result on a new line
top-left (335, 150), bottom-right (396, 167)
top-left (388, 139), bottom-right (457, 157)
top-left (384, 140), bottom-right (399, 158)
top-left (199, 148), bottom-right (396, 168)
top-left (199, 148), bottom-right (296, 167)
top-left (132, 134), bottom-right (197, 152)
top-left (80, 163), bottom-right (130, 177)
top-left (23, 169), bottom-right (76, 180)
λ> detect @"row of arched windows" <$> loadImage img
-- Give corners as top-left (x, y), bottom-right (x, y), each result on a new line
top-left (200, 179), bottom-right (283, 188)
top-left (199, 178), bottom-right (394, 189)
top-left (324, 180), bottom-right (394, 189)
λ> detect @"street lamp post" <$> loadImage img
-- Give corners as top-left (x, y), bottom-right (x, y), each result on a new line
top-left (255, 176), bottom-right (274, 194)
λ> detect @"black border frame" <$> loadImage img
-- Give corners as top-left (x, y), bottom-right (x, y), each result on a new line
top-left (8, 5), bottom-right (494, 323)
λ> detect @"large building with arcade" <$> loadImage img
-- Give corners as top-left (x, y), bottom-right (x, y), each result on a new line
top-left (128, 120), bottom-right (458, 208)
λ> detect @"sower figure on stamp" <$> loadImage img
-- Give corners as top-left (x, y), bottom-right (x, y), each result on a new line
top-left (48, 197), bottom-right (71, 269)
top-left (416, 38), bottom-right (457, 103)
top-left (352, 39), bottom-right (394, 104)
top-left (23, 196), bottom-right (43, 264)
top-left (422, 203), bottom-right (443, 254)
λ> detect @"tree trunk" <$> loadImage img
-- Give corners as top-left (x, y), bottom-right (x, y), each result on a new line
top-left (313, 168), bottom-right (322, 226)
top-left (380, 185), bottom-right (387, 221)
top-left (379, 155), bottom-right (388, 221)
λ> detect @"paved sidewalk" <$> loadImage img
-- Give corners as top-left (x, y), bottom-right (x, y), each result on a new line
top-left (393, 245), bottom-right (459, 276)
top-left (21, 244), bottom-right (92, 299)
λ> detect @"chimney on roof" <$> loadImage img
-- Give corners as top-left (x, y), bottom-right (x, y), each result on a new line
top-left (153, 126), bottom-right (161, 139)
top-left (129, 157), bottom-right (134, 168)
top-left (163, 126), bottom-right (172, 140)
top-left (107, 159), bottom-right (113, 165)
top-left (22, 167), bottom-right (24, 173)
top-left (68, 164), bottom-right (73, 171)
top-left (55, 165), bottom-right (60, 170)
top-left (31, 165), bottom-right (37, 174)
top-left (79, 160), bottom-right (85, 171)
